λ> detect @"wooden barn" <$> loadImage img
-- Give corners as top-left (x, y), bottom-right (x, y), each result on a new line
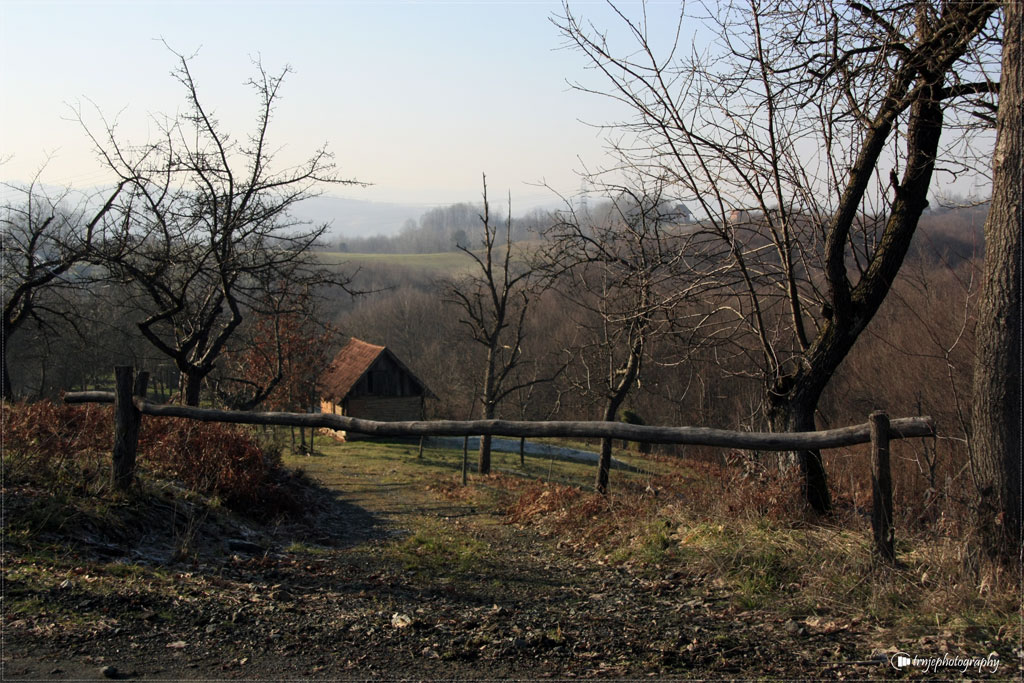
top-left (319, 338), bottom-right (433, 441)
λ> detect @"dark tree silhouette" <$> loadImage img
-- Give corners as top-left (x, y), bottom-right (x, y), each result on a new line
top-left (78, 46), bottom-right (360, 405)
top-left (557, 0), bottom-right (1000, 511)
top-left (972, 0), bottom-right (1021, 562)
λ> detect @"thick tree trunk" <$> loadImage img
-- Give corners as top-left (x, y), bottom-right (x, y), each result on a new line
top-left (1, 333), bottom-right (12, 401)
top-left (181, 368), bottom-right (206, 407)
top-left (769, 390), bottom-right (832, 515)
top-left (972, 0), bottom-right (1022, 562)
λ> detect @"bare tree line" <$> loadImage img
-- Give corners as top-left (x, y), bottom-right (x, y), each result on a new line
top-left (332, 202), bottom-right (555, 255)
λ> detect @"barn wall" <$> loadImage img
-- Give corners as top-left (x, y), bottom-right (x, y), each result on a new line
top-left (347, 396), bottom-right (422, 421)
top-left (348, 354), bottom-right (425, 399)
top-left (318, 396), bottom-right (423, 442)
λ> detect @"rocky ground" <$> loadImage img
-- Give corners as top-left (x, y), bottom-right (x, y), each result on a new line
top-left (3, 447), bottom-right (1018, 680)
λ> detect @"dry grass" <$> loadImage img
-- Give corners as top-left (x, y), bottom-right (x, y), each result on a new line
top-left (501, 453), bottom-right (1021, 654)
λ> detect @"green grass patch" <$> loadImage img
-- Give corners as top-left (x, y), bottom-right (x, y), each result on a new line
top-left (280, 434), bottom-right (650, 492)
top-left (395, 528), bottom-right (490, 575)
top-left (285, 540), bottom-right (332, 555)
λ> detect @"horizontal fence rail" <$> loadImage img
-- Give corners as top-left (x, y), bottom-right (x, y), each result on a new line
top-left (65, 390), bottom-right (935, 450)
top-left (63, 366), bottom-right (934, 564)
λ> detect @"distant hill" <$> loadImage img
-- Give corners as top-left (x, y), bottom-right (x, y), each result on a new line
top-left (0, 182), bottom-right (425, 241)
top-left (912, 203), bottom-right (987, 263)
top-left (287, 194), bottom-right (424, 239)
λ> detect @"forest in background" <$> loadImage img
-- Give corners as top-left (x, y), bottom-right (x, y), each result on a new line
top-left (5, 197), bottom-right (991, 525)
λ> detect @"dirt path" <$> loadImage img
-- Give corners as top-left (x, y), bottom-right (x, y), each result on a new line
top-left (3, 452), bottom-right (925, 680)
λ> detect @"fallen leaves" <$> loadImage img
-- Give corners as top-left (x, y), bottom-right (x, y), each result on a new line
top-left (804, 616), bottom-right (850, 635)
top-left (391, 613), bottom-right (413, 628)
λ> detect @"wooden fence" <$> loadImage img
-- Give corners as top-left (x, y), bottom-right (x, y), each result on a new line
top-left (64, 366), bottom-right (936, 563)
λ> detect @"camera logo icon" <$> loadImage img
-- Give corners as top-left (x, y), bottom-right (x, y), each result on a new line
top-left (890, 652), bottom-right (913, 670)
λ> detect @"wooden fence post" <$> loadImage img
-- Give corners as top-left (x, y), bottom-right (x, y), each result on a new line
top-left (112, 366), bottom-right (142, 491)
top-left (462, 436), bottom-right (469, 486)
top-left (869, 411), bottom-right (895, 562)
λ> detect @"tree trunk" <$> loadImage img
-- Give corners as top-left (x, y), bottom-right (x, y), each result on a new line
top-left (182, 369), bottom-right (204, 407)
top-left (478, 348), bottom-right (497, 475)
top-left (767, 76), bottom-right (945, 515)
top-left (762, 8), bottom-right (958, 517)
top-left (768, 391), bottom-right (832, 515)
top-left (595, 399), bottom-right (623, 494)
top-left (478, 402), bottom-right (496, 475)
top-left (1, 331), bottom-right (12, 401)
top-left (596, 341), bottom-right (644, 494)
top-left (972, 0), bottom-right (1022, 562)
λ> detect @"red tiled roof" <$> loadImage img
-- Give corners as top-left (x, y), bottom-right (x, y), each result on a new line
top-left (320, 338), bottom-right (386, 402)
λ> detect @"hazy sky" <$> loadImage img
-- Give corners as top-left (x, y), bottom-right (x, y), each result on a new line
top-left (0, 1), bottom-right (689, 210)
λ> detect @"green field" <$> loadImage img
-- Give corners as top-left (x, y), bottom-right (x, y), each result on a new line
top-left (317, 241), bottom-right (542, 276)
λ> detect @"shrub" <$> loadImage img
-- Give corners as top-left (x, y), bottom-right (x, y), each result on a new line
top-left (1, 401), bottom-right (297, 517)
top-left (139, 418), bottom-right (280, 510)
top-left (1, 400), bottom-right (111, 490)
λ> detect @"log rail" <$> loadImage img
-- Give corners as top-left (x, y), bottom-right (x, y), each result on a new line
top-left (66, 390), bottom-right (934, 449)
top-left (64, 366), bottom-right (935, 563)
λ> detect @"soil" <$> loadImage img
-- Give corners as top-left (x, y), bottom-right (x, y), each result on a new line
top-left (1, 455), bottom-right (1011, 680)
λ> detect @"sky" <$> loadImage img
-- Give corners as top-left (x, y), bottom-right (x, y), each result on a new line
top-left (0, 0), bottom-right (995, 226)
top-left (0, 0), bottom-right (691, 213)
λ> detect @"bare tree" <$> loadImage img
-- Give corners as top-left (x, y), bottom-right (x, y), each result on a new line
top-left (543, 180), bottom-right (709, 492)
top-left (557, 0), bottom-right (1000, 511)
top-left (972, 0), bottom-right (1020, 562)
top-left (1, 172), bottom-right (124, 399)
top-left (78, 46), bottom-right (360, 405)
top-left (444, 175), bottom-right (556, 475)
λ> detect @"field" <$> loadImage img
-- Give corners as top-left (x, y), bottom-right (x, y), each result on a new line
top-left (316, 251), bottom-right (479, 275)
top-left (3, 412), bottom-right (1019, 680)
